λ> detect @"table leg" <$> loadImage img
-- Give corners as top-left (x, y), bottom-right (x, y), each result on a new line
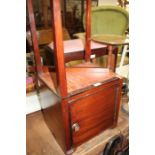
top-left (108, 45), bottom-right (115, 71)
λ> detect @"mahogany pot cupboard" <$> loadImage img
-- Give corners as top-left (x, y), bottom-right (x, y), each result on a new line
top-left (27, 0), bottom-right (122, 154)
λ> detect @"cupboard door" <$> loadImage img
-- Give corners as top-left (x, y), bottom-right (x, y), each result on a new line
top-left (70, 84), bottom-right (120, 146)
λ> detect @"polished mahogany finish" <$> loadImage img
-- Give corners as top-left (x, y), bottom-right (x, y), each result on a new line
top-left (39, 67), bottom-right (120, 96)
top-left (27, 0), bottom-right (42, 73)
top-left (69, 78), bottom-right (122, 146)
top-left (27, 0), bottom-right (123, 154)
top-left (49, 0), bottom-right (73, 151)
top-left (85, 0), bottom-right (92, 61)
top-left (49, 0), bottom-right (68, 98)
top-left (38, 67), bottom-right (122, 152)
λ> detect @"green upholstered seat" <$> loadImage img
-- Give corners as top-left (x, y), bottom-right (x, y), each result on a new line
top-left (72, 5), bottom-right (129, 67)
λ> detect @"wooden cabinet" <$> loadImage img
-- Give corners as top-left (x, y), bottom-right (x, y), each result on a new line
top-left (38, 67), bottom-right (122, 152)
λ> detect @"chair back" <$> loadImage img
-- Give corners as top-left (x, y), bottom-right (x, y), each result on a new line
top-left (83, 5), bottom-right (129, 36)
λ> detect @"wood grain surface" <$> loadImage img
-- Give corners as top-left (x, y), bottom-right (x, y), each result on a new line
top-left (38, 67), bottom-right (119, 97)
top-left (70, 85), bottom-right (117, 146)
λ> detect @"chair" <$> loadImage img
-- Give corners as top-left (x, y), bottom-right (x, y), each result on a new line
top-left (74, 5), bottom-right (129, 67)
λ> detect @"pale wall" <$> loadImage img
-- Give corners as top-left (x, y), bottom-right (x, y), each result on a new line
top-left (98, 0), bottom-right (118, 6)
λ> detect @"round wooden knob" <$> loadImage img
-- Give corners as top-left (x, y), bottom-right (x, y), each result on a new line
top-left (72, 123), bottom-right (80, 132)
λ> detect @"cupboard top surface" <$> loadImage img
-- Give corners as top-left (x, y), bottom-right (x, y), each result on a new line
top-left (39, 66), bottom-right (120, 97)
